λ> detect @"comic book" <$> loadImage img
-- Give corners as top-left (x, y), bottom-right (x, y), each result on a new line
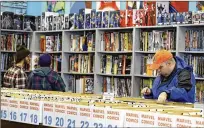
top-left (96, 11), bottom-right (102, 28)
top-left (91, 9), bottom-right (96, 28)
top-left (13, 14), bottom-right (23, 30)
top-left (170, 12), bottom-right (177, 25)
top-left (120, 10), bottom-right (127, 27)
top-left (74, 14), bottom-right (79, 29)
top-left (192, 11), bottom-right (201, 24)
top-left (109, 11), bottom-right (115, 28)
top-left (85, 13), bottom-right (91, 29)
top-left (127, 10), bottom-right (133, 27)
top-left (102, 11), bottom-right (109, 28)
top-left (64, 14), bottom-right (69, 30)
top-left (69, 13), bottom-right (75, 30)
top-left (114, 10), bottom-right (120, 27)
top-left (2, 11), bottom-right (14, 29)
top-left (23, 15), bottom-right (36, 31)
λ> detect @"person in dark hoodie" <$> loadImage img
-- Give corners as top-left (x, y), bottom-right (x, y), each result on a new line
top-left (141, 50), bottom-right (195, 103)
top-left (27, 53), bottom-right (65, 92)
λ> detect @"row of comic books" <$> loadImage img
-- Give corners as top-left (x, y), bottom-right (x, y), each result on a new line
top-left (185, 29), bottom-right (204, 51)
top-left (157, 11), bottom-right (204, 26)
top-left (70, 32), bottom-right (95, 52)
top-left (101, 32), bottom-right (133, 52)
top-left (101, 55), bottom-right (131, 75)
top-left (102, 77), bottom-right (132, 97)
top-left (139, 29), bottom-right (176, 52)
top-left (1, 11), bottom-right (36, 31)
top-left (1, 33), bottom-right (30, 51)
top-left (184, 55), bottom-right (204, 78)
top-left (40, 35), bottom-right (62, 52)
top-left (69, 54), bottom-right (94, 74)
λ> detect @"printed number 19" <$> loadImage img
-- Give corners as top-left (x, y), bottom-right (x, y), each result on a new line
top-left (44, 116), bottom-right (52, 125)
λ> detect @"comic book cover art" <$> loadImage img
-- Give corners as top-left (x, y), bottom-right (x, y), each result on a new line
top-left (102, 11), bottom-right (109, 28)
top-left (120, 10), bottom-right (126, 27)
top-left (176, 12), bottom-right (181, 24)
top-left (127, 10), bottom-right (133, 27)
top-left (46, 36), bottom-right (55, 52)
top-left (170, 12), bottom-right (177, 25)
top-left (133, 9), bottom-right (137, 26)
top-left (69, 13), bottom-right (75, 30)
top-left (36, 16), bottom-right (41, 31)
top-left (14, 14), bottom-right (23, 30)
top-left (179, 12), bottom-right (185, 24)
top-left (184, 11), bottom-right (192, 24)
top-left (193, 11), bottom-right (201, 24)
top-left (144, 1), bottom-right (156, 26)
top-left (79, 9), bottom-right (85, 29)
top-left (96, 11), bottom-right (102, 28)
top-left (60, 14), bottom-right (64, 30)
top-left (139, 9), bottom-right (146, 26)
top-left (64, 15), bottom-right (69, 29)
top-left (157, 12), bottom-right (162, 25)
top-left (114, 10), bottom-right (120, 27)
top-left (74, 14), bottom-right (79, 29)
top-left (48, 16), bottom-right (53, 31)
top-left (2, 11), bottom-right (14, 29)
top-left (85, 13), bottom-right (91, 29)
top-left (164, 13), bottom-right (170, 25)
top-left (135, 10), bottom-right (140, 26)
top-left (24, 15), bottom-right (36, 31)
top-left (91, 9), bottom-right (96, 28)
top-left (156, 2), bottom-right (169, 25)
top-left (200, 12), bottom-right (204, 23)
top-left (109, 11), bottom-right (115, 28)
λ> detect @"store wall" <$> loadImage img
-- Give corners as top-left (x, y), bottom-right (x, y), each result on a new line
top-left (26, 1), bottom-right (198, 16)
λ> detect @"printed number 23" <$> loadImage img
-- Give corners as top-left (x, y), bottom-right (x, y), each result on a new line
top-left (81, 121), bottom-right (89, 128)
top-left (94, 123), bottom-right (103, 128)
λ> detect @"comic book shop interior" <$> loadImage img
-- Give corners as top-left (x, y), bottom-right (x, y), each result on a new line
top-left (1, 1), bottom-right (204, 128)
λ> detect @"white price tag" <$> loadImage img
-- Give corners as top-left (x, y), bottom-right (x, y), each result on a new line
top-left (156, 113), bottom-right (175, 127)
top-left (43, 101), bottom-right (55, 127)
top-left (77, 105), bottom-right (92, 128)
top-left (124, 110), bottom-right (140, 127)
top-left (105, 108), bottom-right (125, 128)
top-left (54, 103), bottom-right (66, 127)
top-left (19, 99), bottom-right (30, 123)
top-left (29, 100), bottom-right (43, 125)
top-left (65, 104), bottom-right (78, 128)
top-left (173, 115), bottom-right (195, 127)
top-left (1, 97), bottom-right (9, 120)
top-left (90, 106), bottom-right (106, 128)
top-left (9, 98), bottom-right (19, 122)
top-left (140, 111), bottom-right (157, 127)
top-left (103, 92), bottom-right (114, 101)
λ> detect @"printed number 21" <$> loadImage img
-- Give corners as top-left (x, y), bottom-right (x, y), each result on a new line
top-left (81, 121), bottom-right (89, 128)
top-left (67, 119), bottom-right (75, 128)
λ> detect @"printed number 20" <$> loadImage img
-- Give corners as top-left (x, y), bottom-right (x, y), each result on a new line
top-left (81, 121), bottom-right (89, 128)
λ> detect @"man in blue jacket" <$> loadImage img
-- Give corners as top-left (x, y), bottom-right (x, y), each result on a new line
top-left (141, 50), bottom-right (195, 103)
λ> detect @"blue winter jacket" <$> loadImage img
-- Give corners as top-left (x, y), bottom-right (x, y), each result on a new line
top-left (144, 56), bottom-right (196, 103)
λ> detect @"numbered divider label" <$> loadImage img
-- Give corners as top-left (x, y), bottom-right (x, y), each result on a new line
top-left (192, 117), bottom-right (204, 127)
top-left (90, 106), bottom-right (106, 128)
top-left (19, 99), bottom-right (30, 123)
top-left (65, 104), bottom-right (78, 128)
top-left (156, 113), bottom-right (175, 127)
top-left (1, 97), bottom-right (9, 120)
top-left (77, 105), bottom-right (92, 128)
top-left (43, 101), bottom-right (55, 127)
top-left (140, 111), bottom-right (157, 127)
top-left (173, 115), bottom-right (195, 127)
top-left (29, 100), bottom-right (43, 125)
top-left (9, 98), bottom-right (19, 122)
top-left (54, 103), bottom-right (66, 127)
top-left (124, 110), bottom-right (140, 127)
top-left (105, 108), bottom-right (125, 128)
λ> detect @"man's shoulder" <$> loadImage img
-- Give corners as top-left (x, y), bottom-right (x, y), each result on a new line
top-left (178, 69), bottom-right (191, 76)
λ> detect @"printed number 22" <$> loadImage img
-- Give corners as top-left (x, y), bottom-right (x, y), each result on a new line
top-left (81, 121), bottom-right (89, 128)
top-left (94, 123), bottom-right (103, 128)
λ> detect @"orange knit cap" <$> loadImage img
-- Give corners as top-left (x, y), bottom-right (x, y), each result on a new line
top-left (150, 50), bottom-right (173, 70)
